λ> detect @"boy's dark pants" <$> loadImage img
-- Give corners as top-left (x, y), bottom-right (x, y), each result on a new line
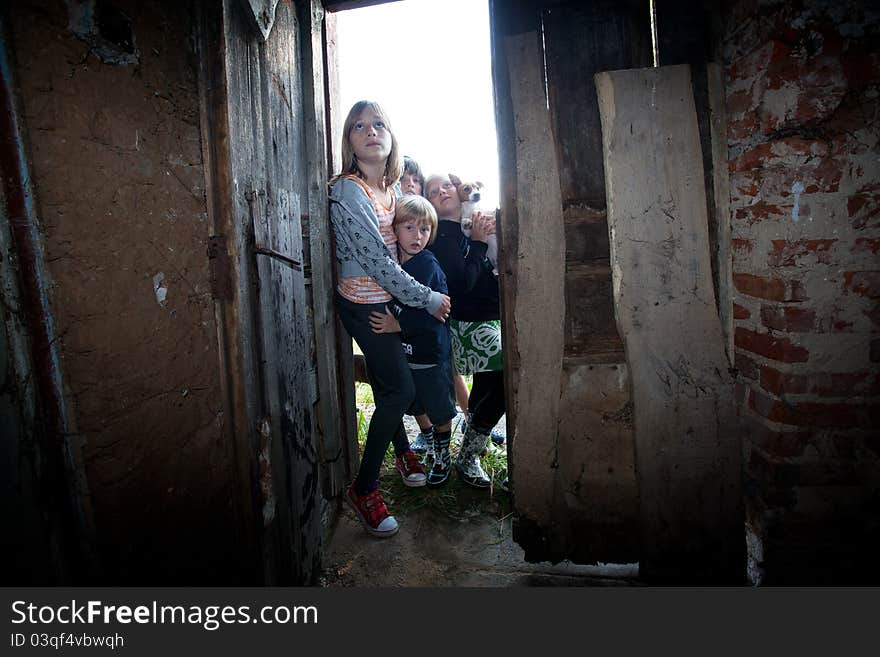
top-left (408, 358), bottom-right (457, 427)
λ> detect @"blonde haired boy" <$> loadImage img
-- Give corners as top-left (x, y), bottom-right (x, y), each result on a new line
top-left (370, 195), bottom-right (457, 487)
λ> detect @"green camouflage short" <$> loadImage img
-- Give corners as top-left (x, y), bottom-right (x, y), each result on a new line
top-left (449, 319), bottom-right (503, 375)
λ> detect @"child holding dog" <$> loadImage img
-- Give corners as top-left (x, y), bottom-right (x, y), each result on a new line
top-left (329, 101), bottom-right (451, 538)
top-left (368, 195), bottom-right (458, 488)
top-left (424, 173), bottom-right (506, 490)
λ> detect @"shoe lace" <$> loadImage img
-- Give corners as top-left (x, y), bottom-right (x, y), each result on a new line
top-left (402, 450), bottom-right (424, 474)
top-left (356, 488), bottom-right (388, 527)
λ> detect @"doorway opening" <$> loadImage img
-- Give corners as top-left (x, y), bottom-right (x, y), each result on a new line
top-left (324, 0), bottom-right (524, 581)
top-left (330, 2), bottom-right (508, 468)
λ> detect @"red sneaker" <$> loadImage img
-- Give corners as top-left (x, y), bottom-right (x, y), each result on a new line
top-left (345, 483), bottom-right (399, 538)
top-left (394, 450), bottom-right (427, 487)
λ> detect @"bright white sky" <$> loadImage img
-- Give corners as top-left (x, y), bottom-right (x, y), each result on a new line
top-left (335, 0), bottom-right (500, 208)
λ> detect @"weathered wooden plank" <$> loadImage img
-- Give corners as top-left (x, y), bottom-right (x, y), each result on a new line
top-left (223, 0), bottom-right (284, 583)
top-left (490, 0), bottom-right (642, 565)
top-left (323, 9), bottom-right (342, 176)
top-left (544, 0), bottom-right (651, 208)
top-left (557, 363), bottom-right (638, 563)
top-left (492, 0), bottom-right (566, 560)
top-left (564, 218), bottom-right (610, 263)
top-left (656, 1), bottom-right (728, 346)
top-left (257, 0), bottom-right (321, 584)
top-left (540, 6), bottom-right (643, 557)
top-left (297, 0), bottom-right (352, 499)
top-left (543, 1), bottom-right (649, 362)
top-left (323, 10), bottom-right (359, 480)
top-left (543, 0), bottom-right (649, 369)
top-left (596, 64), bottom-right (745, 582)
top-left (202, 0), bottom-right (322, 584)
top-left (708, 62), bottom-right (733, 364)
top-left (196, 0), bottom-right (263, 582)
top-left (252, 185), bottom-right (297, 583)
top-left (243, 0), bottom-right (280, 40)
top-left (563, 268), bottom-right (624, 359)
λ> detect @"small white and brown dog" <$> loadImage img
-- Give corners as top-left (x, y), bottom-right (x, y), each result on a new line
top-left (449, 173), bottom-right (498, 276)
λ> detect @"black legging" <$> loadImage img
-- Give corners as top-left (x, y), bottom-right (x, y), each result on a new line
top-left (468, 370), bottom-right (505, 435)
top-left (336, 294), bottom-right (413, 494)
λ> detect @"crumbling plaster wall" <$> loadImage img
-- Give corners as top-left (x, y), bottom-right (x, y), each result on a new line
top-left (723, 0), bottom-right (880, 583)
top-left (10, 0), bottom-right (240, 581)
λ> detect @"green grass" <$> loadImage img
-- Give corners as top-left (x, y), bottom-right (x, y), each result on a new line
top-left (354, 403), bottom-right (510, 519)
top-left (355, 381), bottom-right (374, 406)
top-left (352, 337), bottom-right (505, 518)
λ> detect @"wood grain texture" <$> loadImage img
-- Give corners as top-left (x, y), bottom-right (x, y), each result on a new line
top-left (596, 64), bottom-right (745, 582)
top-left (497, 22), bottom-right (566, 536)
top-left (296, 0), bottom-right (353, 500)
top-left (256, 0), bottom-right (322, 584)
top-left (197, 0), bottom-right (263, 582)
top-left (204, 0), bottom-right (321, 584)
top-left (707, 62), bottom-right (733, 365)
top-left (542, 1), bottom-right (649, 364)
top-left (491, 0), bottom-right (641, 565)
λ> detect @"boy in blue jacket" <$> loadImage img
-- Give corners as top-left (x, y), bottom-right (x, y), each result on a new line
top-left (370, 195), bottom-right (457, 487)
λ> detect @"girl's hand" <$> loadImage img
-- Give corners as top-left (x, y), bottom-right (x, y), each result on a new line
top-left (369, 306), bottom-right (401, 334)
top-left (470, 212), bottom-right (496, 243)
top-left (431, 294), bottom-right (452, 322)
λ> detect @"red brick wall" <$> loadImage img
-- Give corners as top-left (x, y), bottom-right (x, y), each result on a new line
top-left (724, 0), bottom-right (880, 584)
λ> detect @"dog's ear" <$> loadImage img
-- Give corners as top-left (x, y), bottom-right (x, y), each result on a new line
top-left (475, 181), bottom-right (484, 188)
top-left (448, 173), bottom-right (461, 186)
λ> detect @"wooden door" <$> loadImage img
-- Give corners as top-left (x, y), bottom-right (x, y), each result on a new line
top-left (197, 0), bottom-right (351, 585)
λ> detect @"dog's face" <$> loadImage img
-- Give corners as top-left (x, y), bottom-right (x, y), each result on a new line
top-left (449, 173), bottom-right (484, 204)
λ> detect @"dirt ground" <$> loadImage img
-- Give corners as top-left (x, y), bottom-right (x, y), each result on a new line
top-left (321, 413), bottom-right (640, 587)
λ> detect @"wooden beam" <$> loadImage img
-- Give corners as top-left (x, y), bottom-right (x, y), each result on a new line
top-left (596, 64), bottom-right (745, 582)
top-left (492, 0), bottom-right (567, 557)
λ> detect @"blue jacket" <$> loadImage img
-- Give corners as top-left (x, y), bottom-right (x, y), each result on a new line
top-left (392, 250), bottom-right (451, 366)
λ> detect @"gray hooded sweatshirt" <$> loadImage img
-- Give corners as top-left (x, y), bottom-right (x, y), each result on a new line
top-left (329, 177), bottom-right (443, 315)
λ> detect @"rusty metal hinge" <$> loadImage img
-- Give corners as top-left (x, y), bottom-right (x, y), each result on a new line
top-left (207, 235), bottom-right (233, 300)
top-left (254, 244), bottom-right (302, 270)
